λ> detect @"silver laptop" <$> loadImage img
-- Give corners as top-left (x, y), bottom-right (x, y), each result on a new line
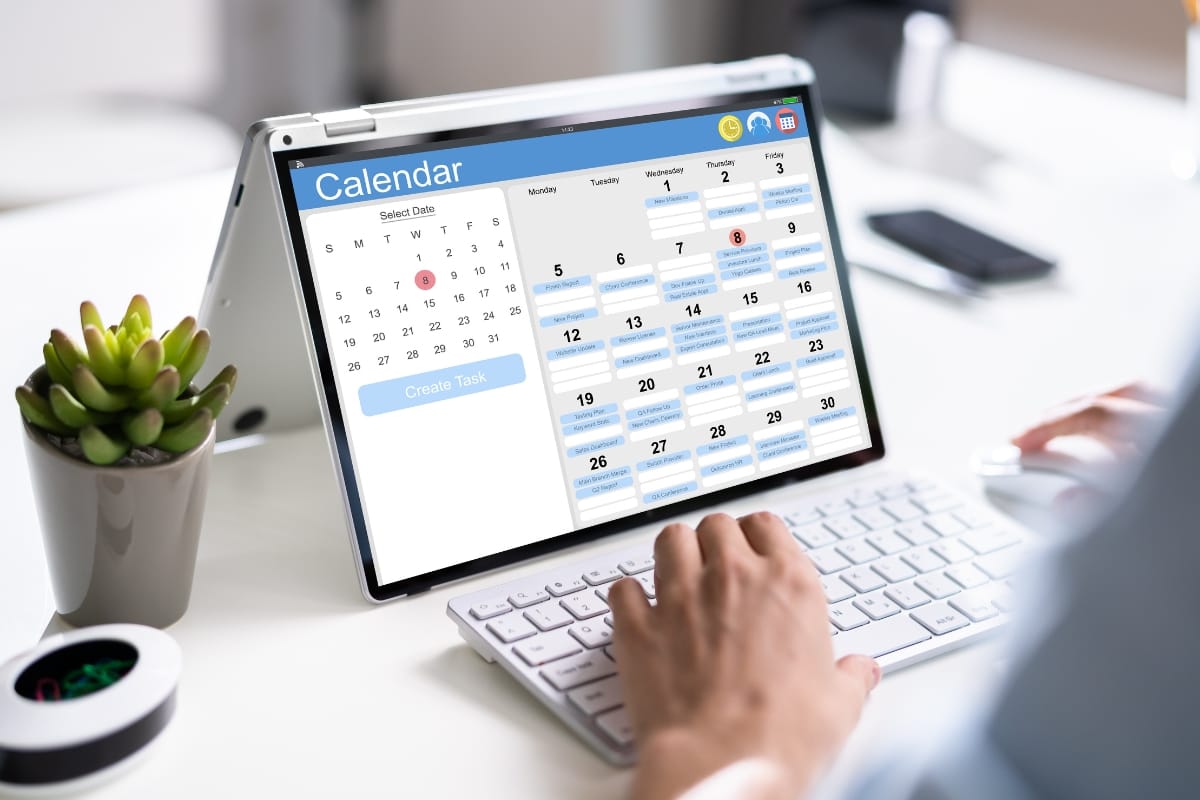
top-left (202, 56), bottom-right (1027, 765)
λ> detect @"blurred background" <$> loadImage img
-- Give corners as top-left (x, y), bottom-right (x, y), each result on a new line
top-left (0, 0), bottom-right (1188, 209)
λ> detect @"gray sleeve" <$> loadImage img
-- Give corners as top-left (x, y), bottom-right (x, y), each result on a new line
top-left (838, 363), bottom-right (1200, 800)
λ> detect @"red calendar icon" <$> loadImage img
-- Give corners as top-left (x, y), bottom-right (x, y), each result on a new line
top-left (776, 108), bottom-right (799, 134)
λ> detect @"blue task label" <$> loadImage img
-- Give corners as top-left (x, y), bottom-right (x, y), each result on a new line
top-left (645, 191), bottom-right (700, 208)
top-left (615, 349), bottom-right (670, 369)
top-left (676, 335), bottom-right (729, 355)
top-left (731, 313), bottom-right (783, 332)
top-left (762, 184), bottom-right (812, 200)
top-left (775, 241), bottom-right (824, 259)
top-left (700, 455), bottom-right (754, 477)
top-left (540, 308), bottom-right (599, 327)
top-left (718, 253), bottom-right (770, 271)
top-left (733, 324), bottom-right (785, 343)
top-left (708, 203), bottom-right (759, 219)
top-left (715, 242), bottom-right (766, 260)
top-left (790, 322), bottom-right (839, 339)
top-left (664, 285), bottom-right (718, 303)
top-left (764, 193), bottom-right (814, 210)
top-left (533, 275), bottom-right (592, 294)
top-left (547, 340), bottom-right (604, 361)
top-left (696, 435), bottom-right (749, 457)
top-left (359, 353), bottom-right (525, 416)
top-left (672, 315), bottom-right (725, 334)
top-left (644, 482), bottom-right (698, 505)
top-left (599, 274), bottom-right (656, 293)
top-left (742, 363), bottom-right (791, 382)
top-left (797, 349), bottom-right (845, 368)
top-left (636, 449), bottom-right (692, 472)
top-left (685, 375), bottom-right (737, 394)
top-left (808, 406), bottom-right (857, 427)
top-left (560, 403), bottom-right (620, 424)
top-left (758, 440), bottom-right (809, 462)
top-left (612, 327), bottom-right (666, 347)
top-left (778, 263), bottom-right (827, 279)
top-left (744, 382), bottom-right (796, 404)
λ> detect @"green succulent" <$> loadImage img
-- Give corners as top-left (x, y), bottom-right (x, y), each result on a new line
top-left (15, 295), bottom-right (237, 466)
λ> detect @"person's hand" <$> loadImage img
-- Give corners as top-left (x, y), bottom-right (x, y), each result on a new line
top-left (609, 512), bottom-right (880, 800)
top-left (1011, 382), bottom-right (1167, 459)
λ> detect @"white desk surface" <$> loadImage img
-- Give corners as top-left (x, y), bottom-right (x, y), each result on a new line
top-left (2, 45), bottom-right (1199, 798)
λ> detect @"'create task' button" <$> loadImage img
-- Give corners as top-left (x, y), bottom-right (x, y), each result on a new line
top-left (358, 353), bottom-right (526, 416)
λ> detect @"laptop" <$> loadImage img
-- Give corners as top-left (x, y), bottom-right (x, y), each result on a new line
top-left (201, 56), bottom-right (1026, 765)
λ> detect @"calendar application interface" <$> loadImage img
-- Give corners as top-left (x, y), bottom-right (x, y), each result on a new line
top-left (290, 101), bottom-right (871, 585)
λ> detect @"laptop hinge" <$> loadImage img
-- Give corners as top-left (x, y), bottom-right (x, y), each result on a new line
top-left (313, 108), bottom-right (377, 137)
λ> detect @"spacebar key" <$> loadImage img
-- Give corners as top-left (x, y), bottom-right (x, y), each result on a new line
top-left (832, 615), bottom-right (931, 659)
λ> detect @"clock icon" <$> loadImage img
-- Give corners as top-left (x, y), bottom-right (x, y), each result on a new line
top-left (717, 114), bottom-right (743, 143)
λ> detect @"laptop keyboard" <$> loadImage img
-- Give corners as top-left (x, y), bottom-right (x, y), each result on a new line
top-left (446, 474), bottom-right (1026, 765)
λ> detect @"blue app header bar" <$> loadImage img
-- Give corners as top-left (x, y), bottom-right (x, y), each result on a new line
top-left (290, 104), bottom-right (809, 211)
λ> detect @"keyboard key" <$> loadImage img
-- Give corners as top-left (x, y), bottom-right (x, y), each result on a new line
top-left (817, 499), bottom-right (852, 516)
top-left (604, 645), bottom-right (617, 661)
top-left (596, 707), bottom-right (635, 746)
top-left (915, 573), bottom-right (961, 600)
top-left (808, 547), bottom-right (851, 574)
top-left (878, 482), bottom-right (913, 499)
top-left (961, 528), bottom-right (1022, 555)
top-left (842, 566), bottom-right (886, 593)
top-left (486, 613), bottom-right (538, 643)
top-left (924, 513), bottom-right (968, 537)
top-left (618, 556), bottom-right (655, 575)
top-left (911, 604), bottom-right (971, 635)
top-left (469, 600), bottom-right (513, 620)
top-left (901, 548), bottom-right (944, 574)
top-left (784, 506), bottom-right (823, 526)
top-left (604, 614), bottom-right (614, 628)
top-left (824, 514), bottom-right (869, 539)
top-left (975, 549), bottom-right (1021, 579)
top-left (908, 477), bottom-right (937, 491)
top-left (570, 621), bottom-right (614, 649)
top-left (634, 573), bottom-right (656, 598)
top-left (885, 581), bottom-right (931, 609)
top-left (829, 601), bottom-right (870, 631)
top-left (833, 614), bottom-right (931, 658)
top-left (821, 576), bottom-right (855, 603)
top-left (541, 650), bottom-right (617, 690)
top-left (508, 589), bottom-right (550, 609)
top-left (949, 591), bottom-right (1000, 622)
top-left (881, 499), bottom-right (924, 520)
top-left (847, 488), bottom-right (883, 508)
top-left (865, 531), bottom-right (908, 555)
top-left (931, 538), bottom-right (974, 564)
top-left (524, 602), bottom-right (574, 631)
top-left (945, 563), bottom-right (989, 589)
top-left (872, 556), bottom-right (917, 584)
top-left (911, 491), bottom-right (963, 514)
top-left (894, 523), bottom-right (937, 546)
top-left (561, 591), bottom-right (609, 620)
top-left (546, 577), bottom-right (588, 596)
top-left (515, 631), bottom-right (582, 666)
top-left (567, 675), bottom-right (625, 716)
top-left (852, 506), bottom-right (896, 530)
top-left (582, 566), bottom-right (623, 586)
top-left (854, 592), bottom-right (900, 620)
top-left (793, 522), bottom-right (839, 549)
top-left (953, 506), bottom-right (994, 528)
top-left (836, 540), bottom-right (882, 565)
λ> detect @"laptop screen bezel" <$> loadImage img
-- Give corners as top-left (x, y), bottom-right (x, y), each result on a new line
top-left (273, 82), bottom-right (885, 599)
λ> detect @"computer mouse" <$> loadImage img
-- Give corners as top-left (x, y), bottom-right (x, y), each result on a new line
top-left (970, 437), bottom-right (1119, 508)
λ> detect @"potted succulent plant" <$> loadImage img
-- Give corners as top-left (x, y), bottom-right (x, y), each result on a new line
top-left (15, 296), bottom-right (236, 628)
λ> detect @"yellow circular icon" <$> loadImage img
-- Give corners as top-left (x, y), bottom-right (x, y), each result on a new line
top-left (717, 114), bottom-right (743, 142)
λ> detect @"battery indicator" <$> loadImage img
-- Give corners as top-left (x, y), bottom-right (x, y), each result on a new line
top-left (781, 96), bottom-right (799, 104)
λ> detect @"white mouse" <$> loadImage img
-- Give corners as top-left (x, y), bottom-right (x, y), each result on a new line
top-left (970, 437), bottom-right (1120, 508)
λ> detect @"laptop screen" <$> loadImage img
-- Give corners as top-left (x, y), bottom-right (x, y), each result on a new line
top-left (277, 84), bottom-right (882, 597)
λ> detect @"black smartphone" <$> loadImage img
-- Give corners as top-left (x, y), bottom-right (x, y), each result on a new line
top-left (866, 209), bottom-right (1055, 282)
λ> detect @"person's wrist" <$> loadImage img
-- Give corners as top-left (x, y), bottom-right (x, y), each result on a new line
top-left (633, 727), bottom-right (801, 800)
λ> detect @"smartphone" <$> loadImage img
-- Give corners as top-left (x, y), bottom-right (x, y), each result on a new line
top-left (866, 209), bottom-right (1055, 282)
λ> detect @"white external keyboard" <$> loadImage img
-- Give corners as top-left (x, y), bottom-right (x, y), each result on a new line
top-left (446, 474), bottom-right (1026, 765)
